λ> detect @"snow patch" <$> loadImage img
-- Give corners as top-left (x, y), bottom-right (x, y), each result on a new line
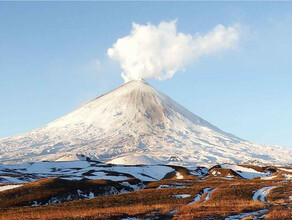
top-left (253, 186), bottom-right (278, 203)
top-left (158, 184), bottom-right (186, 189)
top-left (0, 184), bottom-right (23, 192)
top-left (225, 209), bottom-right (268, 220)
top-left (211, 170), bottom-right (221, 176)
top-left (261, 175), bottom-right (277, 180)
top-left (172, 194), bottom-right (191, 199)
top-left (221, 164), bottom-right (269, 179)
top-left (283, 174), bottom-right (292, 180)
top-left (189, 188), bottom-right (217, 204)
top-left (107, 155), bottom-right (161, 165)
top-left (176, 172), bottom-right (184, 179)
top-left (205, 188), bottom-right (217, 201)
top-left (279, 168), bottom-right (292, 173)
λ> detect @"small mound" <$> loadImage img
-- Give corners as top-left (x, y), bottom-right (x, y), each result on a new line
top-left (107, 155), bottom-right (161, 165)
top-left (220, 164), bottom-right (269, 179)
top-left (208, 168), bottom-right (241, 179)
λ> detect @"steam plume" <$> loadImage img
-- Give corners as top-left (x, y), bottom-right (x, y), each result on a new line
top-left (108, 20), bottom-right (239, 82)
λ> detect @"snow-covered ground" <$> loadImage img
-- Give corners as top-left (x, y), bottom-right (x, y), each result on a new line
top-left (0, 160), bottom-right (174, 183)
top-left (278, 168), bottom-right (292, 173)
top-left (0, 80), bottom-right (292, 166)
top-left (252, 186), bottom-right (278, 203)
top-left (173, 194), bottom-right (191, 199)
top-left (175, 172), bottom-right (184, 179)
top-left (189, 188), bottom-right (217, 204)
top-left (225, 209), bottom-right (268, 220)
top-left (283, 174), bottom-right (292, 180)
top-left (205, 188), bottom-right (217, 201)
top-left (158, 183), bottom-right (187, 189)
top-left (107, 155), bottom-right (161, 165)
top-left (189, 192), bottom-right (203, 204)
top-left (220, 164), bottom-right (270, 179)
top-left (0, 184), bottom-right (23, 192)
top-left (261, 176), bottom-right (277, 180)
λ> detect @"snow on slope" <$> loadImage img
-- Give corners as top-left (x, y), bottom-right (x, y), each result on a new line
top-left (0, 184), bottom-right (23, 192)
top-left (0, 80), bottom-right (292, 165)
top-left (0, 161), bottom-right (174, 183)
top-left (220, 164), bottom-right (270, 179)
top-left (107, 155), bottom-right (161, 165)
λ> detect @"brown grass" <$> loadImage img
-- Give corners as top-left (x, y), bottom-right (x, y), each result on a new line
top-left (0, 165), bottom-right (291, 219)
top-left (174, 180), bottom-right (270, 219)
top-left (266, 208), bottom-right (292, 219)
top-left (208, 168), bottom-right (242, 179)
top-left (176, 199), bottom-right (264, 219)
top-left (0, 204), bottom-right (176, 220)
top-left (0, 177), bottom-right (132, 208)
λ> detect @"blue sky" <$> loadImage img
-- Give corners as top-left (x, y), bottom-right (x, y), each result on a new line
top-left (1, 2), bottom-right (292, 148)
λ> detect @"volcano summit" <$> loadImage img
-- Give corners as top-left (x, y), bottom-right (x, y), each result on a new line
top-left (1, 80), bottom-right (291, 165)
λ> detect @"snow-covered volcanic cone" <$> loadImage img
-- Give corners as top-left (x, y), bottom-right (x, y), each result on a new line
top-left (0, 80), bottom-right (291, 165)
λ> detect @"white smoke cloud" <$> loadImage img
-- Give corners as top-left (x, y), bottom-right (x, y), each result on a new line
top-left (107, 20), bottom-right (240, 82)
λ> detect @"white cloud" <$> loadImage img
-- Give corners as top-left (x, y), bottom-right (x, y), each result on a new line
top-left (108, 20), bottom-right (240, 82)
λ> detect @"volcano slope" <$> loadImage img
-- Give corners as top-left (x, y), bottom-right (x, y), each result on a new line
top-left (0, 79), bottom-right (292, 165)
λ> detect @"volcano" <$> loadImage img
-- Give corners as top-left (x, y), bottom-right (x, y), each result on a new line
top-left (0, 80), bottom-right (291, 165)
